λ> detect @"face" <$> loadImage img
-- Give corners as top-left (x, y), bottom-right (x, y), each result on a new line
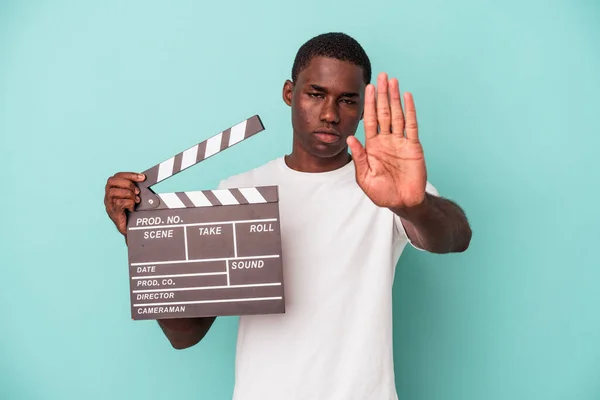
top-left (283, 56), bottom-right (366, 160)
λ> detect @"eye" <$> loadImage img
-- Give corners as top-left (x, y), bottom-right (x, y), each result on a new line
top-left (340, 99), bottom-right (356, 105)
top-left (308, 92), bottom-right (324, 99)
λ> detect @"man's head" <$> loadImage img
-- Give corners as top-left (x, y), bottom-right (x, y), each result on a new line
top-left (283, 32), bottom-right (371, 162)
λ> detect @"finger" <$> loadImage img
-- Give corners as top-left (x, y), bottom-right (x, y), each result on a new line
top-left (108, 188), bottom-right (140, 203)
top-left (389, 78), bottom-right (405, 136)
top-left (115, 198), bottom-right (136, 213)
top-left (113, 172), bottom-right (146, 182)
top-left (403, 92), bottom-right (419, 142)
top-left (347, 136), bottom-right (369, 182)
top-left (106, 177), bottom-right (140, 195)
top-left (115, 215), bottom-right (127, 235)
top-left (363, 84), bottom-right (378, 139)
top-left (376, 72), bottom-right (391, 134)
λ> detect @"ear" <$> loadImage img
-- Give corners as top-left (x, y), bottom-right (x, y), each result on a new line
top-left (355, 84), bottom-right (367, 121)
top-left (282, 79), bottom-right (294, 107)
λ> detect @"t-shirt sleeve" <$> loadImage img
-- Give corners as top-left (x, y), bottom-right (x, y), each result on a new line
top-left (217, 176), bottom-right (237, 190)
top-left (393, 181), bottom-right (440, 251)
top-left (217, 170), bottom-right (254, 190)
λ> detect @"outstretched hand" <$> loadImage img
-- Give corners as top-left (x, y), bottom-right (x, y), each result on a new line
top-left (347, 72), bottom-right (427, 209)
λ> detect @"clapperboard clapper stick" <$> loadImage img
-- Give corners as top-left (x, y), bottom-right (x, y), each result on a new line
top-left (126, 115), bottom-right (285, 320)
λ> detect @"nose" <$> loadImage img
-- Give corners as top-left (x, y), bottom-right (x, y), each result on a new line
top-left (319, 98), bottom-right (340, 124)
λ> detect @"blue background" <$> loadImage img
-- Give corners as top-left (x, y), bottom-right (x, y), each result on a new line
top-left (1, 0), bottom-right (599, 399)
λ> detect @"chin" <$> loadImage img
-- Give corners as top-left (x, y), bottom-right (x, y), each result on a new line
top-left (293, 131), bottom-right (349, 159)
top-left (308, 143), bottom-right (348, 159)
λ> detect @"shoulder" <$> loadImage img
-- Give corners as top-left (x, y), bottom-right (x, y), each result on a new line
top-left (217, 157), bottom-right (283, 189)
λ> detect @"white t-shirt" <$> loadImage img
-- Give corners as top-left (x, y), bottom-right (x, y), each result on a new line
top-left (217, 156), bottom-right (438, 400)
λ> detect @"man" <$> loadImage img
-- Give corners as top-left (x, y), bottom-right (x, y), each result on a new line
top-left (104, 32), bottom-right (471, 399)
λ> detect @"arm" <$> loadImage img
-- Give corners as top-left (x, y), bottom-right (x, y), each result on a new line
top-left (347, 72), bottom-right (472, 255)
top-left (104, 172), bottom-right (217, 349)
top-left (391, 193), bottom-right (472, 254)
top-left (157, 317), bottom-right (217, 350)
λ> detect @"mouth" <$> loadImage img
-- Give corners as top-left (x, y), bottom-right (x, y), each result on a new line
top-left (313, 129), bottom-right (341, 144)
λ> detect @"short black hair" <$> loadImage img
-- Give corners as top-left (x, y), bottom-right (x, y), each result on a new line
top-left (291, 32), bottom-right (371, 85)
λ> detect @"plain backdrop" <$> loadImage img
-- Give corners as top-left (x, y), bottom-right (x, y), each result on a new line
top-left (1, 0), bottom-right (599, 399)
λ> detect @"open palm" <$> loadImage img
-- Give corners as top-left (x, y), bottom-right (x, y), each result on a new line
top-left (347, 73), bottom-right (427, 209)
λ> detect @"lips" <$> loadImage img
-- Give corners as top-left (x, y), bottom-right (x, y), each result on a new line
top-left (313, 129), bottom-right (340, 144)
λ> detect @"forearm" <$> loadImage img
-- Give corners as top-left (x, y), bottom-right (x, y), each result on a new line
top-left (157, 317), bottom-right (216, 350)
top-left (391, 193), bottom-right (472, 253)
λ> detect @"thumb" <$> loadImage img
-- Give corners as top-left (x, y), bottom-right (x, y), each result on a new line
top-left (115, 215), bottom-right (126, 236)
top-left (347, 136), bottom-right (369, 181)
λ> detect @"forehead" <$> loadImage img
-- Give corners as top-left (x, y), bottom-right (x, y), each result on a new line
top-left (296, 56), bottom-right (365, 93)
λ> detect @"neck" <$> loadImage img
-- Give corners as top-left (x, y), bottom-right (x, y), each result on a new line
top-left (284, 146), bottom-right (351, 173)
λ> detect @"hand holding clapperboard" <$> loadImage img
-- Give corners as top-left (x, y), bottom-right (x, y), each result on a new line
top-left (106, 115), bottom-right (285, 320)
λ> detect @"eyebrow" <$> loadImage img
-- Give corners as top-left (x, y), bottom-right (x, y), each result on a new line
top-left (309, 84), bottom-right (359, 98)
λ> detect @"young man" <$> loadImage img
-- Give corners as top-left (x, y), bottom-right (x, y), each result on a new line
top-left (104, 32), bottom-right (471, 399)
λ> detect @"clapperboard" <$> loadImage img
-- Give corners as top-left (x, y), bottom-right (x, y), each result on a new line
top-left (125, 115), bottom-right (285, 320)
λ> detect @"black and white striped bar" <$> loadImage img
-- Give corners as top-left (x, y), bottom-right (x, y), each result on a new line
top-left (155, 186), bottom-right (278, 210)
top-left (141, 115), bottom-right (264, 187)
